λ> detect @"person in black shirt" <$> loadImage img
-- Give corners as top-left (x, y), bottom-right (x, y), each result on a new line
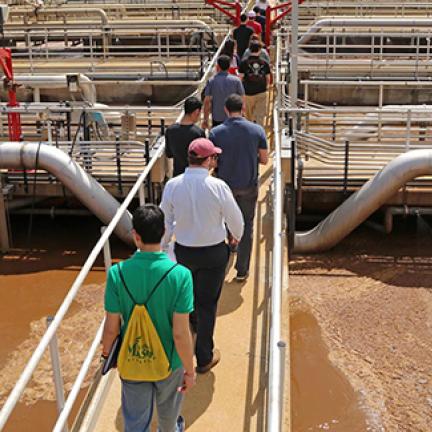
top-left (165, 97), bottom-right (205, 177)
top-left (233, 14), bottom-right (254, 58)
top-left (239, 41), bottom-right (271, 126)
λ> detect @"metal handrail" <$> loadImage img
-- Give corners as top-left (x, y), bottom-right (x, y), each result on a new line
top-left (267, 30), bottom-right (288, 432)
top-left (0, 139), bottom-right (164, 431)
top-left (0, 20), bottom-right (232, 429)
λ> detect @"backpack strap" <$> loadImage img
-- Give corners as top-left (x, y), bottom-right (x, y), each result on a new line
top-left (144, 263), bottom-right (178, 305)
top-left (117, 264), bottom-right (137, 305)
top-left (117, 263), bottom-right (178, 306)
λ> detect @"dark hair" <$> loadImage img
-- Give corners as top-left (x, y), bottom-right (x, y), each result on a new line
top-left (250, 41), bottom-right (261, 54)
top-left (188, 153), bottom-right (208, 166)
top-left (253, 6), bottom-right (260, 13)
top-left (240, 13), bottom-right (247, 23)
top-left (132, 204), bottom-right (165, 244)
top-left (225, 94), bottom-right (243, 113)
top-left (184, 96), bottom-right (202, 115)
top-left (217, 54), bottom-right (231, 71)
top-left (221, 38), bottom-right (235, 60)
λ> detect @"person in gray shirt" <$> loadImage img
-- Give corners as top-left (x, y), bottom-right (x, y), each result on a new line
top-left (202, 55), bottom-right (245, 129)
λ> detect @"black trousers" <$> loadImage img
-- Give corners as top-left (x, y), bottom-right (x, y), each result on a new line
top-left (174, 241), bottom-right (229, 367)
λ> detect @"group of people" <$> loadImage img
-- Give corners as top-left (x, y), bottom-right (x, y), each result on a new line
top-left (211, 8), bottom-right (272, 127)
top-left (101, 6), bottom-right (271, 431)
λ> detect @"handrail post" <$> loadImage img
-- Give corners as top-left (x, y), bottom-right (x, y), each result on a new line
top-left (138, 180), bottom-right (146, 206)
top-left (46, 316), bottom-right (69, 432)
top-left (100, 226), bottom-right (112, 275)
top-left (278, 340), bottom-right (287, 427)
top-left (343, 140), bottom-right (350, 195)
top-left (290, 0), bottom-right (299, 130)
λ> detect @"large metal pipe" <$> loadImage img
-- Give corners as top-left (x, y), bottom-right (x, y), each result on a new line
top-left (0, 142), bottom-right (133, 245)
top-left (10, 8), bottom-right (109, 26)
top-left (298, 18), bottom-right (432, 45)
top-left (294, 149), bottom-right (432, 253)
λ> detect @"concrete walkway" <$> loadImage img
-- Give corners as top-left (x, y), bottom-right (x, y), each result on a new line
top-left (92, 163), bottom-right (276, 431)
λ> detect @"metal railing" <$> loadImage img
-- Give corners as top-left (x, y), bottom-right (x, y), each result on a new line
top-left (0, 24), bottom-right (231, 430)
top-left (8, 2), bottom-right (224, 22)
top-left (267, 28), bottom-right (289, 432)
top-left (278, 24), bottom-right (432, 79)
top-left (4, 25), bottom-right (221, 74)
top-left (278, 105), bottom-right (432, 191)
top-left (0, 137), bottom-right (163, 431)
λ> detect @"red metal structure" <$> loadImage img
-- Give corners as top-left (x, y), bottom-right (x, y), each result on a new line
top-left (265, 0), bottom-right (305, 47)
top-left (205, 0), bottom-right (242, 26)
top-left (0, 48), bottom-right (21, 141)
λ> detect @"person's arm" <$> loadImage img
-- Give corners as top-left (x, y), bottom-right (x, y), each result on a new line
top-left (265, 61), bottom-right (271, 87)
top-left (173, 269), bottom-right (195, 393)
top-left (102, 267), bottom-right (121, 357)
top-left (165, 129), bottom-right (173, 158)
top-left (202, 95), bottom-right (212, 130)
top-left (259, 148), bottom-right (268, 165)
top-left (173, 312), bottom-right (195, 392)
top-left (220, 182), bottom-right (244, 241)
top-left (160, 183), bottom-right (174, 251)
top-left (257, 22), bottom-right (262, 35)
top-left (102, 312), bottom-right (121, 357)
top-left (258, 125), bottom-right (268, 164)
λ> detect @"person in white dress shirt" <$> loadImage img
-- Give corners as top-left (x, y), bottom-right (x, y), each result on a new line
top-left (160, 138), bottom-right (244, 374)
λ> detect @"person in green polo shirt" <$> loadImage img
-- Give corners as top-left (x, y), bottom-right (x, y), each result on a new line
top-left (102, 204), bottom-right (194, 432)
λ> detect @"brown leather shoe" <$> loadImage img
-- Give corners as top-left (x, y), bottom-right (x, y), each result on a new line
top-left (196, 349), bottom-right (221, 374)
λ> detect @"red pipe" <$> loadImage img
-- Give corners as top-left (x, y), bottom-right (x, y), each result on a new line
top-left (0, 48), bottom-right (22, 141)
top-left (265, 0), bottom-right (305, 47)
top-left (206, 0), bottom-right (241, 26)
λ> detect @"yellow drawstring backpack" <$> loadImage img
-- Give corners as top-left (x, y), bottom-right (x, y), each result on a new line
top-left (116, 263), bottom-right (178, 382)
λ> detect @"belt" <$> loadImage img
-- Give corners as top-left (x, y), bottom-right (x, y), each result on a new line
top-left (175, 241), bottom-right (226, 250)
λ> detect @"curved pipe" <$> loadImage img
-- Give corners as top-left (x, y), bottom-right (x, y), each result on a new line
top-left (10, 8), bottom-right (109, 26)
top-left (0, 142), bottom-right (133, 245)
top-left (294, 149), bottom-right (432, 253)
top-left (15, 74), bottom-right (96, 104)
top-left (298, 18), bottom-right (432, 45)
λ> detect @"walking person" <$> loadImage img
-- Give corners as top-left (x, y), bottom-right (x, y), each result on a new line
top-left (242, 35), bottom-right (271, 63)
top-left (165, 96), bottom-right (205, 177)
top-left (233, 13), bottom-right (254, 58)
top-left (160, 138), bottom-right (244, 373)
top-left (255, 0), bottom-right (269, 15)
top-left (239, 41), bottom-right (271, 126)
top-left (220, 37), bottom-right (241, 75)
top-left (253, 6), bottom-right (266, 43)
top-left (102, 204), bottom-right (195, 432)
top-left (246, 10), bottom-right (262, 36)
top-left (209, 94), bottom-right (268, 281)
top-left (202, 55), bottom-right (245, 129)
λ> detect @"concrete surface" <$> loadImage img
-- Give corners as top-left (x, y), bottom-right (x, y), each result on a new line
top-left (92, 162), bottom-right (283, 431)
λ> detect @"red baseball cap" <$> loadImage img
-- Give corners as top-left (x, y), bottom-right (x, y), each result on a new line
top-left (188, 138), bottom-right (222, 158)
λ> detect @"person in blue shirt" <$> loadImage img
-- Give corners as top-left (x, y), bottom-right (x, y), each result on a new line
top-left (209, 94), bottom-right (268, 281)
top-left (202, 55), bottom-right (245, 129)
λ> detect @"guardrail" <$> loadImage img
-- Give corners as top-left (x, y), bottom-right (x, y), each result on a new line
top-left (0, 23), bottom-right (231, 431)
top-left (267, 30), bottom-right (288, 432)
top-left (280, 106), bottom-right (432, 191)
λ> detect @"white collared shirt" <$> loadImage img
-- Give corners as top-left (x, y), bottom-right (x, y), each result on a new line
top-left (160, 167), bottom-right (244, 248)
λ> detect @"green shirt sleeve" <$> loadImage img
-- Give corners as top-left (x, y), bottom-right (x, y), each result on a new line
top-left (174, 267), bottom-right (194, 314)
top-left (105, 266), bottom-right (121, 314)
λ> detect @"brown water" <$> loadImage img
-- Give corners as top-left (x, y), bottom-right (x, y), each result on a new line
top-left (291, 308), bottom-right (368, 431)
top-left (0, 215), bottom-right (131, 431)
